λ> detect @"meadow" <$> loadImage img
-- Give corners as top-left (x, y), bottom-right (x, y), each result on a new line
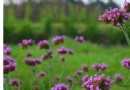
top-left (8, 38), bottom-right (130, 90)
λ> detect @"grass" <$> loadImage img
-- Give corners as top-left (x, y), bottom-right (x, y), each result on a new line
top-left (8, 38), bottom-right (130, 90)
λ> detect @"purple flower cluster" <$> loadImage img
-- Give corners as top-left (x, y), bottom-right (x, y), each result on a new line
top-left (114, 74), bottom-right (123, 83)
top-left (24, 58), bottom-right (41, 66)
top-left (57, 46), bottom-right (74, 55)
top-left (121, 58), bottom-right (130, 69)
top-left (75, 36), bottom-right (85, 42)
top-left (124, 1), bottom-right (130, 13)
top-left (37, 71), bottom-right (46, 78)
top-left (19, 39), bottom-right (34, 48)
top-left (4, 44), bottom-right (12, 55)
top-left (82, 74), bottom-right (112, 90)
top-left (82, 64), bottom-right (89, 72)
top-left (66, 76), bottom-right (73, 83)
top-left (40, 50), bottom-right (53, 60)
top-left (91, 63), bottom-right (108, 71)
top-left (51, 83), bottom-right (69, 90)
top-left (38, 40), bottom-right (49, 49)
top-left (10, 78), bottom-right (22, 87)
top-left (74, 70), bottom-right (83, 77)
top-left (4, 56), bottom-right (17, 74)
top-left (98, 8), bottom-right (129, 27)
top-left (82, 75), bottom-right (90, 82)
top-left (60, 55), bottom-right (66, 62)
top-left (52, 35), bottom-right (66, 45)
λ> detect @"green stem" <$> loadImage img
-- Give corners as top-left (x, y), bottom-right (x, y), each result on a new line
top-left (122, 30), bottom-right (130, 46)
top-left (5, 74), bottom-right (10, 90)
top-left (30, 67), bottom-right (35, 90)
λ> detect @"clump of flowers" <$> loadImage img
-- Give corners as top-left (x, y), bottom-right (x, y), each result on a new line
top-left (4, 56), bottom-right (17, 74)
top-left (68, 49), bottom-right (74, 55)
top-left (57, 46), bottom-right (68, 54)
top-left (66, 76), bottom-right (73, 83)
top-left (74, 70), bottom-right (83, 77)
top-left (114, 74), bottom-right (123, 83)
top-left (82, 64), bottom-right (89, 72)
top-left (24, 58), bottom-right (41, 66)
top-left (4, 44), bottom-right (12, 55)
top-left (52, 35), bottom-right (66, 45)
top-left (75, 36), bottom-right (85, 42)
top-left (98, 8), bottom-right (129, 27)
top-left (37, 71), bottom-right (46, 78)
top-left (124, 1), bottom-right (130, 13)
top-left (121, 58), bottom-right (130, 69)
top-left (40, 50), bottom-right (53, 60)
top-left (10, 78), bottom-right (22, 87)
top-left (60, 55), bottom-right (66, 62)
top-left (82, 74), bottom-right (112, 90)
top-left (19, 39), bottom-right (34, 48)
top-left (82, 75), bottom-right (90, 82)
top-left (38, 40), bottom-right (49, 49)
top-left (91, 63), bottom-right (108, 71)
top-left (51, 83), bottom-right (69, 90)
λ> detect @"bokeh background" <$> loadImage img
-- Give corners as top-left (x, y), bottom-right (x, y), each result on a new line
top-left (4, 0), bottom-right (130, 45)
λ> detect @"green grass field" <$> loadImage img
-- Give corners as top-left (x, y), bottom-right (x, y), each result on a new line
top-left (8, 38), bottom-right (130, 90)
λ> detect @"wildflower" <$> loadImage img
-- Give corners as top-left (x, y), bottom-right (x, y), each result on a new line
top-left (114, 74), bottom-right (123, 83)
top-left (124, 1), bottom-right (130, 13)
top-left (33, 84), bottom-right (39, 90)
top-left (82, 75), bottom-right (89, 82)
top-left (82, 64), bottom-right (89, 72)
top-left (52, 35), bottom-right (66, 45)
top-left (57, 46), bottom-right (68, 54)
top-left (91, 63), bottom-right (107, 71)
top-left (38, 40), bottom-right (49, 49)
top-left (60, 55), bottom-right (66, 62)
top-left (19, 39), bottom-right (34, 48)
top-left (26, 51), bottom-right (32, 57)
top-left (75, 36), bottom-right (85, 42)
top-left (82, 74), bottom-right (112, 90)
top-left (3, 44), bottom-right (12, 55)
top-left (75, 70), bottom-right (83, 77)
top-left (37, 71), bottom-right (46, 78)
top-left (121, 58), bottom-right (130, 69)
top-left (51, 83), bottom-right (69, 90)
top-left (66, 76), bottom-right (73, 83)
top-left (40, 50), bottom-right (53, 60)
top-left (4, 56), bottom-right (17, 74)
top-left (68, 49), bottom-right (74, 55)
top-left (24, 58), bottom-right (41, 66)
top-left (98, 8), bottom-right (129, 27)
top-left (10, 78), bottom-right (22, 87)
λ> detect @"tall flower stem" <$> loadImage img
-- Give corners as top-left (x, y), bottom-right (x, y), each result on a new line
top-left (30, 66), bottom-right (35, 90)
top-left (122, 29), bottom-right (130, 46)
top-left (5, 74), bottom-right (10, 90)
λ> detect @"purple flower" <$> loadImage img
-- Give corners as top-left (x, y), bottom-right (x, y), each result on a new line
top-left (51, 83), bottom-right (69, 90)
top-left (74, 70), bottom-right (83, 77)
top-left (68, 49), bottom-right (74, 55)
top-left (124, 1), bottom-right (130, 13)
top-left (121, 58), bottom-right (130, 69)
top-left (37, 71), bottom-right (46, 78)
top-left (75, 36), bottom-right (85, 42)
top-left (52, 35), bottom-right (66, 45)
top-left (19, 39), bottom-right (34, 48)
top-left (4, 44), bottom-right (12, 55)
top-left (24, 58), bottom-right (41, 66)
top-left (57, 46), bottom-right (68, 54)
top-left (38, 40), bottom-right (49, 49)
top-left (82, 75), bottom-right (89, 82)
top-left (91, 63), bottom-right (107, 71)
top-left (40, 50), bottom-right (53, 60)
top-left (82, 64), bottom-right (89, 72)
top-left (26, 51), bottom-right (32, 57)
top-left (82, 74), bottom-right (112, 90)
top-left (66, 76), bottom-right (73, 83)
top-left (114, 74), bottom-right (123, 83)
top-left (4, 56), bottom-right (17, 74)
top-left (99, 8), bottom-right (129, 27)
top-left (10, 78), bottom-right (22, 87)
top-left (60, 55), bottom-right (66, 62)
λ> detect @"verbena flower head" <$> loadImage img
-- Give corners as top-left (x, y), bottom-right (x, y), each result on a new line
top-left (121, 58), bottom-right (130, 69)
top-left (52, 35), bottom-right (66, 45)
top-left (19, 39), bottom-right (34, 48)
top-left (24, 58), bottom-right (41, 66)
top-left (82, 75), bottom-right (90, 82)
top-left (4, 56), bottom-right (17, 74)
top-left (124, 1), bottom-right (130, 13)
top-left (114, 74), bottom-right (123, 83)
top-left (38, 40), bottom-right (49, 49)
top-left (82, 64), bottom-right (89, 72)
top-left (74, 70), bottom-right (83, 77)
top-left (66, 76), bottom-right (73, 83)
top-left (68, 49), bottom-right (74, 55)
top-left (4, 44), bottom-right (12, 55)
top-left (40, 50), bottom-right (53, 60)
top-left (99, 7), bottom-right (129, 27)
top-left (51, 83), bottom-right (69, 90)
top-left (10, 78), bottom-right (22, 87)
top-left (91, 63), bottom-right (108, 71)
top-left (82, 74), bottom-right (112, 90)
top-left (57, 46), bottom-right (68, 54)
top-left (26, 51), bottom-right (32, 57)
top-left (60, 55), bottom-right (66, 62)
top-left (75, 36), bottom-right (85, 42)
top-left (37, 71), bottom-right (46, 78)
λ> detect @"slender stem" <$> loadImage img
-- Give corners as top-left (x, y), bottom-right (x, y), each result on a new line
top-left (5, 74), bottom-right (10, 90)
top-left (30, 66), bottom-right (35, 90)
top-left (124, 70), bottom-right (130, 85)
top-left (122, 30), bottom-right (130, 46)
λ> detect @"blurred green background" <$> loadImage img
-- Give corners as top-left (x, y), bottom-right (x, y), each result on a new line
top-left (4, 0), bottom-right (130, 45)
